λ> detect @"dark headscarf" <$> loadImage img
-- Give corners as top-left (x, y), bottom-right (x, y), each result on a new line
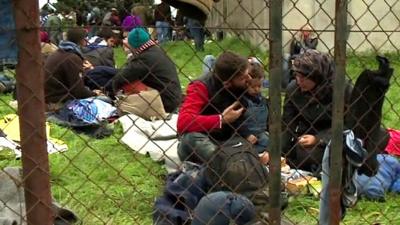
top-left (292, 49), bottom-right (335, 103)
top-left (292, 49), bottom-right (335, 85)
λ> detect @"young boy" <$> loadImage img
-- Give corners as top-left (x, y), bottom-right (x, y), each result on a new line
top-left (237, 60), bottom-right (270, 164)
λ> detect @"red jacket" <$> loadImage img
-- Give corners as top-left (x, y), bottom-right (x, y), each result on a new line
top-left (177, 81), bottom-right (222, 134)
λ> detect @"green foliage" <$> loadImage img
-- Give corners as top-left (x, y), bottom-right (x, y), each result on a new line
top-left (48, 124), bottom-right (165, 224)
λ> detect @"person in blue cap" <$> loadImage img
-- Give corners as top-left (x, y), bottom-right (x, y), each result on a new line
top-left (112, 27), bottom-right (182, 113)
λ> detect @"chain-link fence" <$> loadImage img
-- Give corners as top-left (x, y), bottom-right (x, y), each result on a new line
top-left (1, 0), bottom-right (399, 224)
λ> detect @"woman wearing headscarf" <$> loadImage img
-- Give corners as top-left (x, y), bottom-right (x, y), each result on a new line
top-left (282, 49), bottom-right (391, 177)
top-left (281, 49), bottom-right (352, 174)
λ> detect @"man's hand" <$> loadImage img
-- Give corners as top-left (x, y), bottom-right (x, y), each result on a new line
top-left (246, 134), bottom-right (258, 144)
top-left (297, 134), bottom-right (319, 148)
top-left (122, 37), bottom-right (133, 53)
top-left (221, 101), bottom-right (244, 124)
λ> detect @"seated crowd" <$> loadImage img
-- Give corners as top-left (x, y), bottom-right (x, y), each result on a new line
top-left (38, 20), bottom-right (394, 224)
top-left (43, 26), bottom-right (182, 114)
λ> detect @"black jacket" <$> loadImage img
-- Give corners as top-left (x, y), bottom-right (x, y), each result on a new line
top-left (82, 46), bottom-right (115, 68)
top-left (112, 45), bottom-right (182, 113)
top-left (44, 49), bottom-right (94, 103)
top-left (198, 73), bottom-right (247, 141)
top-left (281, 79), bottom-right (353, 170)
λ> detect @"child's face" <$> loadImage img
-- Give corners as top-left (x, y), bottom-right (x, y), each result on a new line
top-left (247, 79), bottom-right (262, 96)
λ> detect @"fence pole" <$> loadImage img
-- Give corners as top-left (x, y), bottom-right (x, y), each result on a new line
top-left (330, 0), bottom-right (348, 224)
top-left (14, 0), bottom-right (53, 225)
top-left (268, 1), bottom-right (282, 224)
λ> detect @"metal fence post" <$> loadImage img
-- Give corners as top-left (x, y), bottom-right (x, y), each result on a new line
top-left (268, 1), bottom-right (283, 224)
top-left (14, 0), bottom-right (53, 224)
top-left (330, 0), bottom-right (348, 224)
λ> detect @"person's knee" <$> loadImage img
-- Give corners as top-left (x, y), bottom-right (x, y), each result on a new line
top-left (177, 132), bottom-right (216, 164)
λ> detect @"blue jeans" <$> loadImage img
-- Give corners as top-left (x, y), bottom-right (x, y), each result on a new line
top-left (319, 146), bottom-right (331, 225)
top-left (191, 191), bottom-right (256, 225)
top-left (156, 21), bottom-right (171, 44)
top-left (254, 132), bottom-right (269, 154)
top-left (0, 0), bottom-right (18, 64)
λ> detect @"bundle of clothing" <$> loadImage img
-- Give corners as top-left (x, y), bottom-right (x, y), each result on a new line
top-left (153, 163), bottom-right (256, 225)
top-left (355, 154), bottom-right (400, 201)
top-left (46, 97), bottom-right (117, 139)
top-left (0, 167), bottom-right (79, 225)
top-left (118, 113), bottom-right (180, 173)
top-left (0, 115), bottom-right (68, 158)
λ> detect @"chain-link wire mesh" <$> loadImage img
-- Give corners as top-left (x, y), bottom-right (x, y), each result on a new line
top-left (1, 0), bottom-right (399, 224)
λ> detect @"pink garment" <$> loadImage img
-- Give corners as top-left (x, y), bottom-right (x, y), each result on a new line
top-left (385, 128), bottom-right (400, 156)
top-left (121, 15), bottom-right (143, 32)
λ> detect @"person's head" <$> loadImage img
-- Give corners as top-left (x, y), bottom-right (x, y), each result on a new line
top-left (128, 27), bottom-right (150, 49)
top-left (97, 27), bottom-right (118, 47)
top-left (214, 51), bottom-right (250, 91)
top-left (66, 28), bottom-right (88, 47)
top-left (247, 78), bottom-right (262, 96)
top-left (247, 61), bottom-right (265, 96)
top-left (111, 8), bottom-right (118, 15)
top-left (301, 25), bottom-right (313, 39)
top-left (292, 49), bottom-right (334, 92)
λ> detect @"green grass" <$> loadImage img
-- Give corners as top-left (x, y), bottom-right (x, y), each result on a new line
top-left (1, 38), bottom-right (399, 224)
top-left (163, 38), bottom-right (267, 88)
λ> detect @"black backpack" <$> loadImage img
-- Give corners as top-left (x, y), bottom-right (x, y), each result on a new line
top-left (206, 136), bottom-right (268, 194)
top-left (206, 137), bottom-right (289, 218)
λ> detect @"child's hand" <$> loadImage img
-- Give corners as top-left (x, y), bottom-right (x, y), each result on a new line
top-left (83, 60), bottom-right (94, 70)
top-left (259, 152), bottom-right (270, 165)
top-left (93, 89), bottom-right (104, 96)
top-left (246, 134), bottom-right (258, 144)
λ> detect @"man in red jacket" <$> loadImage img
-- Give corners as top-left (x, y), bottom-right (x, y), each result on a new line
top-left (177, 51), bottom-right (251, 164)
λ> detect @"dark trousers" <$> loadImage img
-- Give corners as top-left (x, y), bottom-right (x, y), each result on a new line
top-left (187, 18), bottom-right (205, 51)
